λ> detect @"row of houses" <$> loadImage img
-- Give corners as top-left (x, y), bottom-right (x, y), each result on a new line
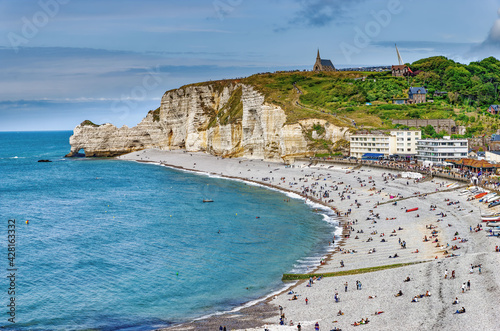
top-left (350, 130), bottom-right (468, 164)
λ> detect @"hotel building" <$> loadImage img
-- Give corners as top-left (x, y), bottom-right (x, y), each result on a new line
top-left (415, 137), bottom-right (468, 164)
top-left (350, 130), bottom-right (421, 159)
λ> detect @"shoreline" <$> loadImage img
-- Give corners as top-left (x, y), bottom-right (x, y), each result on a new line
top-left (118, 149), bottom-right (500, 331)
top-left (122, 154), bottom-right (350, 330)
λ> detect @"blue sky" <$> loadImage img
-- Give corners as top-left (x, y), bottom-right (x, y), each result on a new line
top-left (1, 0), bottom-right (500, 131)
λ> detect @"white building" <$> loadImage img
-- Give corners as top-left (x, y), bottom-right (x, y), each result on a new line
top-left (416, 137), bottom-right (468, 164)
top-left (393, 130), bottom-right (421, 155)
top-left (485, 151), bottom-right (500, 163)
top-left (350, 130), bottom-right (421, 159)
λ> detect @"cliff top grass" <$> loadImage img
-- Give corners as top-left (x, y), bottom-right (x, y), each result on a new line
top-left (80, 120), bottom-right (100, 127)
top-left (172, 56), bottom-right (500, 134)
top-left (148, 107), bottom-right (161, 122)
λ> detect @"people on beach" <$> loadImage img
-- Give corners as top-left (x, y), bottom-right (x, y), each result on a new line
top-left (192, 160), bottom-right (493, 329)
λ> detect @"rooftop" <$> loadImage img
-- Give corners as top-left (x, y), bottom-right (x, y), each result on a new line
top-left (320, 59), bottom-right (335, 68)
top-left (447, 158), bottom-right (500, 169)
top-left (409, 87), bottom-right (427, 94)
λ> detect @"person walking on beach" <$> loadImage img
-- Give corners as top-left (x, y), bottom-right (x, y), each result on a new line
top-left (305, 297), bottom-right (308, 305)
top-left (444, 269), bottom-right (448, 279)
top-left (345, 282), bottom-right (348, 292)
top-left (467, 280), bottom-right (471, 291)
top-left (462, 283), bottom-right (466, 293)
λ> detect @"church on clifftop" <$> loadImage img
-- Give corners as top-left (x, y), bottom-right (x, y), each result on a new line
top-left (313, 49), bottom-right (336, 72)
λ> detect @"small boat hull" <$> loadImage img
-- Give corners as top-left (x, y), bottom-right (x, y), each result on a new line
top-left (475, 192), bottom-right (488, 199)
top-left (482, 216), bottom-right (500, 222)
top-left (488, 200), bottom-right (500, 208)
top-left (485, 195), bottom-right (499, 203)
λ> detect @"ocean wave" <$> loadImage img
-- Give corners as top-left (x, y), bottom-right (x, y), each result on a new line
top-left (193, 282), bottom-right (297, 322)
top-left (2, 156), bottom-right (25, 159)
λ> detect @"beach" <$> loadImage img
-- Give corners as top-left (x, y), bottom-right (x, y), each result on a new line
top-left (119, 149), bottom-right (500, 331)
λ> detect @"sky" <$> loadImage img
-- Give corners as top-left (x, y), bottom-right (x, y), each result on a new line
top-left (1, 0), bottom-right (500, 131)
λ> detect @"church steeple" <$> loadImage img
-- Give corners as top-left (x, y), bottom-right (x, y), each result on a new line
top-left (313, 48), bottom-right (335, 72)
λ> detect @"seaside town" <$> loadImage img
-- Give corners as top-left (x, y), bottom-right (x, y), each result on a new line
top-left (5, 2), bottom-right (500, 331)
top-left (146, 47), bottom-right (500, 331)
top-left (46, 39), bottom-right (500, 331)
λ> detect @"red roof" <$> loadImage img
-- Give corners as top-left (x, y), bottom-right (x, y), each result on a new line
top-left (447, 158), bottom-right (500, 169)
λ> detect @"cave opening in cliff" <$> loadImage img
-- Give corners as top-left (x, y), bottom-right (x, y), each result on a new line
top-left (76, 148), bottom-right (85, 157)
top-left (168, 130), bottom-right (173, 146)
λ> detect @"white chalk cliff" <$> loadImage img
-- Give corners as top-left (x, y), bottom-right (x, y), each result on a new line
top-left (67, 83), bottom-right (350, 160)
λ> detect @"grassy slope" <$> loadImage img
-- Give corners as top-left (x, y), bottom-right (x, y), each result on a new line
top-left (177, 56), bottom-right (500, 136)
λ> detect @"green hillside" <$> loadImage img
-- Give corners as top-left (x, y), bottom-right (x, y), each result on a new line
top-left (186, 56), bottom-right (500, 137)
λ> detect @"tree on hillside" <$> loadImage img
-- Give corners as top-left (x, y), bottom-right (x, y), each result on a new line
top-left (423, 124), bottom-right (436, 136)
top-left (416, 71), bottom-right (440, 88)
top-left (411, 56), bottom-right (457, 76)
top-left (447, 92), bottom-right (460, 104)
top-left (444, 66), bottom-right (472, 92)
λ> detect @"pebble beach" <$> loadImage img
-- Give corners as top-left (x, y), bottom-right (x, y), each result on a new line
top-left (119, 149), bottom-right (500, 331)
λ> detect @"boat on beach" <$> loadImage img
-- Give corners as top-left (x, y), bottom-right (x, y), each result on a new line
top-left (475, 192), bottom-right (488, 199)
top-left (485, 194), bottom-right (499, 203)
top-left (488, 200), bottom-right (500, 208)
top-left (481, 214), bottom-right (500, 222)
top-left (480, 193), bottom-right (496, 202)
top-left (480, 210), bottom-right (500, 217)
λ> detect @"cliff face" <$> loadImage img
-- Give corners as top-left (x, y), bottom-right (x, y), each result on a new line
top-left (67, 83), bottom-right (350, 160)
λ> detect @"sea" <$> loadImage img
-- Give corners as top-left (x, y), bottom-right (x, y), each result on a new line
top-left (0, 131), bottom-right (340, 330)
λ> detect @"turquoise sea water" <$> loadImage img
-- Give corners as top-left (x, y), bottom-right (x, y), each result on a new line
top-left (0, 131), bottom-right (338, 330)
